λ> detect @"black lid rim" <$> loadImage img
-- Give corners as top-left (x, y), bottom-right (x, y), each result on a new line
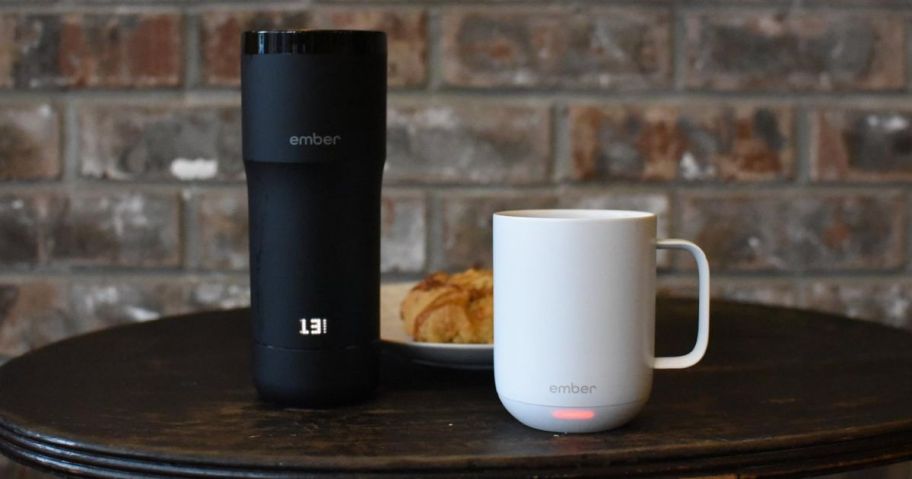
top-left (243, 30), bottom-right (387, 56)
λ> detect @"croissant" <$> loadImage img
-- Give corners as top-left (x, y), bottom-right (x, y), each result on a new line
top-left (400, 268), bottom-right (493, 343)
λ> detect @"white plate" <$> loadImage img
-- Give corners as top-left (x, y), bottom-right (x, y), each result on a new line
top-left (380, 282), bottom-right (493, 370)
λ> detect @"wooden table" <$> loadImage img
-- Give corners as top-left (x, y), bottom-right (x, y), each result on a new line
top-left (0, 298), bottom-right (910, 478)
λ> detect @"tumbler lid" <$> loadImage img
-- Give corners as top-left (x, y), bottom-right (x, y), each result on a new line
top-left (243, 30), bottom-right (386, 56)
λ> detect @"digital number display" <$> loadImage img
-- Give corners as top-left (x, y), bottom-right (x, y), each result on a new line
top-left (299, 318), bottom-right (328, 336)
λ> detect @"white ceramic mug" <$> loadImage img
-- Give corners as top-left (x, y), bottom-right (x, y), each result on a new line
top-left (493, 209), bottom-right (710, 433)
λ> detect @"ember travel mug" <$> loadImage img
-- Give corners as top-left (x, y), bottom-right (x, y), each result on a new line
top-left (242, 30), bottom-right (387, 406)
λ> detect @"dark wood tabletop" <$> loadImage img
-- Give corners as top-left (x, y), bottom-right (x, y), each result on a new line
top-left (0, 298), bottom-right (910, 478)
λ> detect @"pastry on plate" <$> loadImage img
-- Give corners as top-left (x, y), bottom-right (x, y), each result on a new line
top-left (400, 268), bottom-right (493, 344)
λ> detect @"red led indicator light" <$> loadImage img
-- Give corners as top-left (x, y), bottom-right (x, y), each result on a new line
top-left (552, 409), bottom-right (595, 420)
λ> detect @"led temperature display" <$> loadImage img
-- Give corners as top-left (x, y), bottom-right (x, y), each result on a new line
top-left (299, 318), bottom-right (328, 336)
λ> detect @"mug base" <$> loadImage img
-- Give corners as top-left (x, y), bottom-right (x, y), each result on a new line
top-left (499, 395), bottom-right (646, 433)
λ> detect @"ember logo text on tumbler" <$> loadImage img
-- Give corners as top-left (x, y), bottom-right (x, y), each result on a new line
top-left (299, 318), bottom-right (328, 336)
top-left (288, 133), bottom-right (342, 146)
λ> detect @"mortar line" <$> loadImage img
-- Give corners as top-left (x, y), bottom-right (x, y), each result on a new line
top-left (671, 0), bottom-right (686, 92)
top-left (183, 8), bottom-right (201, 90)
top-left (0, 270), bottom-right (906, 282)
top-left (550, 102), bottom-right (567, 184)
top-left (0, 4), bottom-right (191, 13)
top-left (0, 1), bottom-right (908, 9)
top-left (60, 98), bottom-right (80, 184)
top-left (426, 6), bottom-right (443, 92)
top-left (180, 187), bottom-right (200, 272)
top-left (656, 270), bottom-right (912, 280)
top-left (2, 181), bottom-right (911, 194)
top-left (8, 89), bottom-right (912, 104)
top-left (420, 189), bottom-right (432, 274)
top-left (183, 0), bottom-right (912, 8)
top-left (907, 16), bottom-right (912, 93)
top-left (0, 271), bottom-right (250, 281)
top-left (426, 192), bottom-right (445, 272)
top-left (666, 186), bottom-right (680, 271)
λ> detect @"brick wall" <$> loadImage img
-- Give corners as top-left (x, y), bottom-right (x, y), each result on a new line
top-left (2, 0), bottom-right (912, 361)
top-left (1, 0), bottom-right (912, 477)
top-left (1, 1), bottom-right (912, 374)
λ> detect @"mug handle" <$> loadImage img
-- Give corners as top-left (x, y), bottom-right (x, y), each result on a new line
top-left (653, 239), bottom-right (710, 369)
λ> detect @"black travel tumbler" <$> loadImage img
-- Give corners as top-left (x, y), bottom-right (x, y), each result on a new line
top-left (241, 30), bottom-right (387, 406)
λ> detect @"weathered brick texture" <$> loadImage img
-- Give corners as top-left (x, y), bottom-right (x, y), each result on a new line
top-left (442, 8), bottom-right (671, 89)
top-left (1, 1), bottom-right (912, 374)
top-left (200, 10), bottom-right (310, 86)
top-left (49, 192), bottom-right (182, 267)
top-left (1, 13), bottom-right (183, 89)
top-left (437, 192), bottom-right (557, 270)
top-left (684, 11), bottom-right (905, 91)
top-left (0, 195), bottom-right (46, 267)
top-left (381, 191), bottom-right (427, 274)
top-left (79, 104), bottom-right (243, 182)
top-left (200, 8), bottom-right (426, 87)
top-left (0, 191), bottom-right (181, 268)
top-left (678, 192), bottom-right (906, 272)
top-left (194, 190), bottom-right (249, 271)
top-left (387, 102), bottom-right (550, 184)
top-left (568, 105), bottom-right (793, 182)
top-left (814, 109), bottom-right (912, 181)
top-left (0, 105), bottom-right (61, 180)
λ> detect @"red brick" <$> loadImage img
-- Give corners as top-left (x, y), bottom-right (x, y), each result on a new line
top-left (195, 190), bottom-right (248, 271)
top-left (1, 191), bottom-right (181, 268)
top-left (569, 104), bottom-right (793, 182)
top-left (200, 8), bottom-right (427, 88)
top-left (813, 109), bottom-right (912, 181)
top-left (387, 102), bottom-right (550, 184)
top-left (684, 11), bottom-right (904, 91)
top-left (200, 10), bottom-right (311, 86)
top-left (0, 104), bottom-right (61, 180)
top-left (312, 9), bottom-right (427, 87)
top-left (442, 8), bottom-right (670, 89)
top-left (802, 280), bottom-right (912, 331)
top-left (381, 191), bottom-right (426, 273)
top-left (48, 191), bottom-right (182, 267)
top-left (79, 104), bottom-right (243, 182)
top-left (568, 105), bottom-right (794, 181)
top-left (678, 192), bottom-right (906, 272)
top-left (3, 13), bottom-right (182, 89)
top-left (0, 281), bottom-right (67, 358)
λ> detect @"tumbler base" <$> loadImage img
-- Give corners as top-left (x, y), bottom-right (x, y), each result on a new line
top-left (253, 342), bottom-right (378, 408)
